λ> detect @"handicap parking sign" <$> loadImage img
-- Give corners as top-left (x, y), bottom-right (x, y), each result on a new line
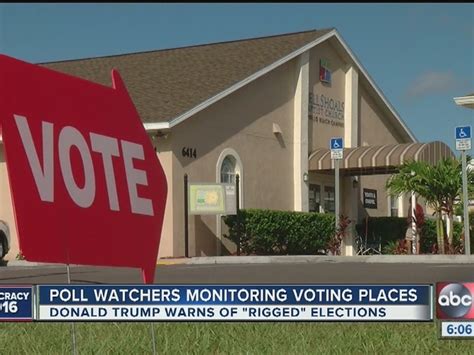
top-left (330, 137), bottom-right (343, 150)
top-left (330, 137), bottom-right (343, 160)
top-left (456, 126), bottom-right (471, 139)
top-left (455, 126), bottom-right (471, 151)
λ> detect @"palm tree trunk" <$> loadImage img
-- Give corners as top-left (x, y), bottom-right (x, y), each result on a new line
top-left (447, 213), bottom-right (454, 252)
top-left (436, 211), bottom-right (445, 254)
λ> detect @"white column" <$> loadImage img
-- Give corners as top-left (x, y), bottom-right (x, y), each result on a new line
top-left (343, 66), bottom-right (359, 256)
top-left (293, 51), bottom-right (309, 212)
top-left (397, 196), bottom-right (403, 217)
top-left (387, 194), bottom-right (391, 217)
top-left (411, 192), bottom-right (417, 254)
top-left (344, 67), bottom-right (358, 147)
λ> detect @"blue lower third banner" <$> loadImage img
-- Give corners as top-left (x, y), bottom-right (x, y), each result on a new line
top-left (0, 286), bottom-right (34, 321)
top-left (36, 284), bottom-right (433, 321)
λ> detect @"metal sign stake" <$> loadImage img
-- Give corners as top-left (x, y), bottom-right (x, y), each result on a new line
top-left (66, 263), bottom-right (78, 355)
top-left (461, 150), bottom-right (470, 255)
top-left (184, 174), bottom-right (189, 258)
top-left (455, 125), bottom-right (471, 255)
top-left (236, 174), bottom-right (241, 256)
top-left (330, 137), bottom-right (344, 239)
top-left (150, 322), bottom-right (157, 355)
top-left (335, 159), bottom-right (340, 231)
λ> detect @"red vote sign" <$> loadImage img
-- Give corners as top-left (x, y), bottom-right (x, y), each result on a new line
top-left (0, 54), bottom-right (167, 283)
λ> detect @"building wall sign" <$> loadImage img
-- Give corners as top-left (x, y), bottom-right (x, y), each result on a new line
top-left (309, 92), bottom-right (345, 127)
top-left (363, 189), bottom-right (378, 209)
top-left (319, 59), bottom-right (332, 84)
top-left (223, 184), bottom-right (237, 215)
top-left (182, 147), bottom-right (197, 159)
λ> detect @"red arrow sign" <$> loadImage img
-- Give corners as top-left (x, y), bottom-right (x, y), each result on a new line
top-left (0, 54), bottom-right (167, 283)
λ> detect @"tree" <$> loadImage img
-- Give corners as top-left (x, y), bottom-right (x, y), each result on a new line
top-left (454, 157), bottom-right (474, 217)
top-left (386, 157), bottom-right (473, 254)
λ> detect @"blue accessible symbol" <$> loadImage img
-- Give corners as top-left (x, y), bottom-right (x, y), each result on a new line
top-left (455, 126), bottom-right (471, 140)
top-left (330, 137), bottom-right (343, 150)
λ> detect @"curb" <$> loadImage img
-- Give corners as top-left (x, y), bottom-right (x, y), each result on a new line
top-left (157, 258), bottom-right (189, 266)
top-left (186, 255), bottom-right (474, 265)
top-left (5, 255), bottom-right (474, 267)
top-left (5, 260), bottom-right (67, 267)
top-left (5, 259), bottom-right (190, 267)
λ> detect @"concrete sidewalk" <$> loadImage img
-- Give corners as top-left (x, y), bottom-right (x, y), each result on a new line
top-left (5, 254), bottom-right (474, 267)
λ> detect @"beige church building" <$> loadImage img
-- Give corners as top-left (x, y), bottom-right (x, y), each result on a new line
top-left (0, 28), bottom-right (454, 260)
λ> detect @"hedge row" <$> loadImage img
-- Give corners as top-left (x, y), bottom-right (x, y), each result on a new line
top-left (355, 217), bottom-right (407, 250)
top-left (420, 218), bottom-right (471, 253)
top-left (223, 209), bottom-right (335, 255)
top-left (471, 212), bottom-right (474, 232)
top-left (223, 210), bottom-right (473, 255)
top-left (357, 215), bottom-right (473, 254)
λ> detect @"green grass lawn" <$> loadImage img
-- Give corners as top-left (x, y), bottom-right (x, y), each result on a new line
top-left (0, 322), bottom-right (472, 354)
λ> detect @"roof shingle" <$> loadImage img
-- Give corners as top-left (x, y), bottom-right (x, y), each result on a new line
top-left (41, 29), bottom-right (333, 123)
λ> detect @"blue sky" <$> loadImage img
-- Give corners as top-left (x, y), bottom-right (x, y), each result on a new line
top-left (0, 3), bottom-right (472, 153)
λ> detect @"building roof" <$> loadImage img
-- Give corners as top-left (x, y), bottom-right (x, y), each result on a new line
top-left (454, 92), bottom-right (474, 109)
top-left (40, 28), bottom-right (416, 142)
top-left (41, 29), bottom-right (333, 124)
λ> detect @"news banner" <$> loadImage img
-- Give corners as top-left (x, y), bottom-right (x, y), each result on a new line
top-left (0, 284), bottom-right (434, 322)
top-left (1, 282), bottom-right (474, 333)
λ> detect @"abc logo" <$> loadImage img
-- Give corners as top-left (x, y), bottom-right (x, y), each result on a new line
top-left (438, 283), bottom-right (472, 318)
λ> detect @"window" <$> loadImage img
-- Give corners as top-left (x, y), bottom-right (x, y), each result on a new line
top-left (323, 186), bottom-right (335, 214)
top-left (220, 156), bottom-right (237, 184)
top-left (390, 196), bottom-right (399, 217)
top-left (217, 148), bottom-right (243, 208)
top-left (309, 184), bottom-right (321, 212)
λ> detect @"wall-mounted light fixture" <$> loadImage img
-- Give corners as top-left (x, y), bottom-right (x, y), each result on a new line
top-left (303, 172), bottom-right (309, 182)
top-left (272, 123), bottom-right (283, 135)
top-left (352, 176), bottom-right (359, 188)
top-left (155, 130), bottom-right (170, 139)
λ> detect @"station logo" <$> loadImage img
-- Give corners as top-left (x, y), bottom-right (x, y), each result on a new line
top-left (436, 282), bottom-right (474, 319)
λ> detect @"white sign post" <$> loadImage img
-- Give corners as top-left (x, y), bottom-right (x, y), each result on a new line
top-left (223, 184), bottom-right (237, 215)
top-left (455, 126), bottom-right (471, 255)
top-left (330, 137), bottom-right (344, 231)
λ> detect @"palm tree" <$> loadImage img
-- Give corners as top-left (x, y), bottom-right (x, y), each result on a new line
top-left (386, 157), bottom-right (473, 254)
top-left (436, 156), bottom-right (474, 250)
top-left (386, 160), bottom-right (444, 253)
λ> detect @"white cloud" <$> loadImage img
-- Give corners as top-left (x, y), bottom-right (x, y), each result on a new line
top-left (405, 71), bottom-right (459, 99)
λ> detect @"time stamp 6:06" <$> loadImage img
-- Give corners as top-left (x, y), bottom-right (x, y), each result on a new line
top-left (441, 322), bottom-right (474, 338)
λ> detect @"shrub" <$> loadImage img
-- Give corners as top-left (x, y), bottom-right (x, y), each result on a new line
top-left (223, 209), bottom-right (335, 255)
top-left (470, 211), bottom-right (474, 234)
top-left (327, 215), bottom-right (352, 256)
top-left (383, 239), bottom-right (409, 255)
top-left (355, 216), bottom-right (468, 254)
top-left (420, 219), bottom-right (465, 254)
top-left (16, 251), bottom-right (25, 260)
top-left (355, 217), bottom-right (407, 251)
